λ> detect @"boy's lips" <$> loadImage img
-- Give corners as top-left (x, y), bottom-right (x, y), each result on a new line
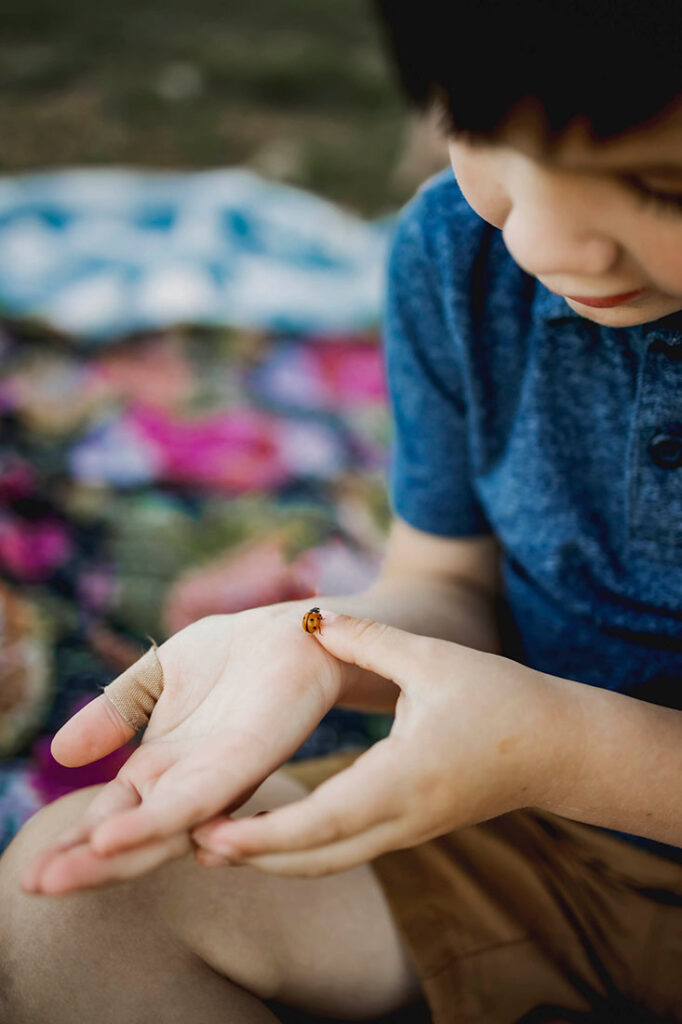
top-left (564, 289), bottom-right (645, 308)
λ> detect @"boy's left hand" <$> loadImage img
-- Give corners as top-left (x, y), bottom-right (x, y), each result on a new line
top-left (191, 610), bottom-right (582, 876)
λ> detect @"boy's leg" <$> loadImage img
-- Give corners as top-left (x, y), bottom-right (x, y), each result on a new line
top-left (0, 770), bottom-right (421, 1024)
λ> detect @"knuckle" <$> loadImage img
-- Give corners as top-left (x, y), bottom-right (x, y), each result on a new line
top-left (100, 691), bottom-right (137, 738)
top-left (352, 618), bottom-right (392, 666)
top-left (354, 617), bottom-right (387, 644)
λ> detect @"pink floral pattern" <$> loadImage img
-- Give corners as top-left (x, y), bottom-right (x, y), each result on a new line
top-left (0, 324), bottom-right (392, 852)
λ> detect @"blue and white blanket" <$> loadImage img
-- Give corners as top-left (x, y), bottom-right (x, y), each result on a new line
top-left (0, 167), bottom-right (392, 341)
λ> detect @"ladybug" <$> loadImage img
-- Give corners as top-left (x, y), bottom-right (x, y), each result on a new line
top-left (302, 606), bottom-right (323, 634)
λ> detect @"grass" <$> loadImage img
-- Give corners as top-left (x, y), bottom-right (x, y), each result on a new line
top-left (0, 0), bottom-right (414, 215)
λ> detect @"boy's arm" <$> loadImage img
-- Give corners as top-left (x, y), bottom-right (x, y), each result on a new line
top-left (539, 676), bottom-right (682, 848)
top-left (315, 615), bottom-right (682, 852)
top-left (286, 515), bottom-right (682, 848)
top-left (285, 516), bottom-right (502, 713)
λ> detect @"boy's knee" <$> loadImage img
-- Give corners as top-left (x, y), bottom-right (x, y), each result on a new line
top-left (0, 784), bottom-right (105, 922)
top-left (1, 784), bottom-right (106, 873)
top-left (0, 786), bottom-right (113, 1022)
top-left (0, 786), bottom-right (106, 943)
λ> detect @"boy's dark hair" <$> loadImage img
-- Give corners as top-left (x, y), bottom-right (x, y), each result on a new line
top-left (373, 1), bottom-right (681, 147)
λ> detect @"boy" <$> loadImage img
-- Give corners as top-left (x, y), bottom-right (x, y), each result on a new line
top-left (2, 2), bottom-right (682, 1021)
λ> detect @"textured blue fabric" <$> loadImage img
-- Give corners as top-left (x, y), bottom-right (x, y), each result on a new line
top-left (385, 167), bottom-right (682, 862)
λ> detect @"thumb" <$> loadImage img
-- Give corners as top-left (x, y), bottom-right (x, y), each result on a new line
top-left (50, 644), bottom-right (163, 767)
top-left (307, 609), bottom-right (418, 688)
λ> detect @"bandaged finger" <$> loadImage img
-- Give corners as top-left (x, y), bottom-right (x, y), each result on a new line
top-left (100, 643), bottom-right (164, 732)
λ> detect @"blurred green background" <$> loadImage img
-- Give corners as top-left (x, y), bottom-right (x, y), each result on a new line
top-left (0, 0), bottom-right (448, 216)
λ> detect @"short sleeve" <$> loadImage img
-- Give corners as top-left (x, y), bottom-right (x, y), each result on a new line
top-left (383, 198), bottom-right (491, 537)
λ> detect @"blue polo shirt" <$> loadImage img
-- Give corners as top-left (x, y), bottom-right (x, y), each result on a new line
top-left (385, 167), bottom-right (682, 862)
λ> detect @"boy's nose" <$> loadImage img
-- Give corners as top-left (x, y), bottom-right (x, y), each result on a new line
top-left (502, 206), bottom-right (620, 282)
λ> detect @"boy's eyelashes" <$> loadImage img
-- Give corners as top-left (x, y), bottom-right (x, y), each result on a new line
top-left (620, 174), bottom-right (682, 217)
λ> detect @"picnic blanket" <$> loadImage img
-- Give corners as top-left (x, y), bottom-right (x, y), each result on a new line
top-left (0, 169), bottom-right (394, 853)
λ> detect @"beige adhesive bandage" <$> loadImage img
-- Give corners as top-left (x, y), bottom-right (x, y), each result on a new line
top-left (99, 643), bottom-right (164, 732)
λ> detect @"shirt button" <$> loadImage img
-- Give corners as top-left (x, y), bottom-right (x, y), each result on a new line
top-left (650, 338), bottom-right (682, 360)
top-left (649, 426), bottom-right (682, 469)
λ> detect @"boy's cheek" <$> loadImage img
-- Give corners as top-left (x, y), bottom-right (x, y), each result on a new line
top-left (447, 143), bottom-right (510, 229)
top-left (641, 249), bottom-right (682, 303)
top-left (616, 222), bottom-right (682, 303)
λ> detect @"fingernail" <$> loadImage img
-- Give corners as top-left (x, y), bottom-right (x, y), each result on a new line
top-left (316, 609), bottom-right (339, 625)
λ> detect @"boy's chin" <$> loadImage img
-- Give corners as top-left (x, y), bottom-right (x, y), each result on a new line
top-left (564, 295), bottom-right (682, 329)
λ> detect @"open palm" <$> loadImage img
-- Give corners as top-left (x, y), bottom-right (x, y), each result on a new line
top-left (20, 604), bottom-right (344, 895)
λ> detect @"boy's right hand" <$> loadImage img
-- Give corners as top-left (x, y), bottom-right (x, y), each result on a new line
top-left (20, 604), bottom-right (346, 896)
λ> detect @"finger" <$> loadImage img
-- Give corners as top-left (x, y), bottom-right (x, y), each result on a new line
top-left (308, 610), bottom-right (424, 692)
top-left (179, 779), bottom-right (262, 836)
top-left (89, 738), bottom-right (269, 855)
top-left (50, 645), bottom-right (163, 766)
top-left (21, 847), bottom-right (68, 893)
top-left (20, 778), bottom-right (141, 892)
top-left (32, 830), bottom-right (191, 896)
top-left (50, 694), bottom-right (136, 767)
top-left (100, 643), bottom-right (164, 731)
top-left (232, 818), bottom-right (404, 878)
top-left (192, 741), bottom-right (399, 858)
top-left (194, 847), bottom-right (233, 868)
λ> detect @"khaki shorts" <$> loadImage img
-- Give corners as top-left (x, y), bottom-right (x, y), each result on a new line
top-left (283, 751), bottom-right (682, 1024)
